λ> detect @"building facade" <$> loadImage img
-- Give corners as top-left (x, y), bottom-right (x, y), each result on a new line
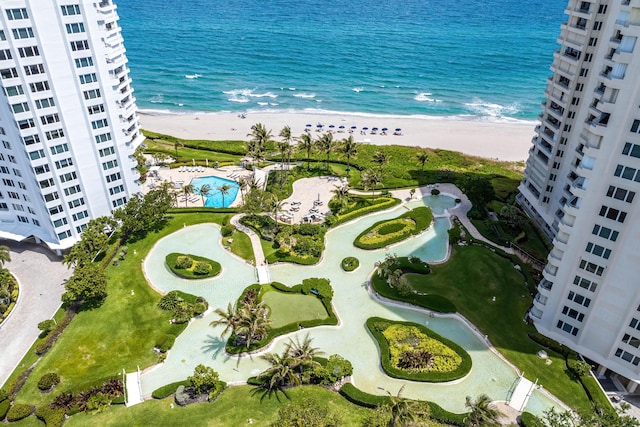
top-left (0, 0), bottom-right (142, 253)
top-left (519, 0), bottom-right (640, 389)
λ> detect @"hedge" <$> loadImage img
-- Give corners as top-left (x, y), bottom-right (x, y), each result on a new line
top-left (6, 403), bottom-right (32, 422)
top-left (341, 257), bottom-right (360, 272)
top-left (338, 383), bottom-right (466, 426)
top-left (371, 268), bottom-right (456, 313)
top-left (37, 372), bottom-right (61, 391)
top-left (35, 405), bottom-right (65, 427)
top-left (581, 375), bottom-right (615, 415)
top-left (354, 207), bottom-right (433, 249)
top-left (0, 399), bottom-right (9, 420)
top-left (225, 281), bottom-right (338, 354)
top-left (152, 380), bottom-right (192, 399)
top-left (165, 252), bottom-right (221, 279)
top-left (329, 197), bottom-right (401, 227)
top-left (366, 317), bottom-right (472, 382)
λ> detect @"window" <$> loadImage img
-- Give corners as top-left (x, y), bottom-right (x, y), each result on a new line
top-left (35, 97), bottom-right (55, 109)
top-left (615, 348), bottom-right (640, 366)
top-left (57, 230), bottom-right (72, 240)
top-left (61, 5), bottom-right (81, 15)
top-left (2, 178), bottom-right (15, 187)
top-left (579, 68), bottom-right (588, 77)
top-left (562, 305), bottom-right (585, 322)
top-left (99, 146), bottom-right (115, 157)
top-left (40, 113), bottom-right (60, 125)
top-left (68, 197), bottom-right (85, 209)
top-left (39, 178), bottom-right (54, 189)
top-left (53, 217), bottom-right (68, 228)
top-left (70, 40), bottom-right (89, 51)
top-left (7, 191), bottom-right (19, 199)
top-left (73, 210), bottom-right (88, 221)
top-left (0, 30), bottom-right (4, 41)
top-left (55, 158), bottom-right (73, 169)
top-left (599, 205), bottom-right (627, 223)
top-left (6, 8), bottom-right (29, 20)
top-left (621, 334), bottom-right (640, 349)
top-left (91, 118), bottom-right (108, 129)
top-left (17, 118), bottom-right (35, 129)
top-left (48, 204), bottom-right (63, 215)
top-left (44, 192), bottom-right (59, 202)
top-left (593, 21), bottom-right (602, 31)
top-left (575, 83), bottom-right (584, 92)
top-left (33, 164), bottom-right (50, 175)
top-left (12, 27), bottom-right (34, 39)
top-left (24, 64), bottom-right (45, 76)
top-left (584, 53), bottom-right (593, 62)
top-left (4, 85), bottom-right (24, 96)
top-left (74, 57), bottom-right (93, 68)
top-left (87, 104), bottom-right (104, 115)
top-left (45, 129), bottom-right (64, 140)
top-left (112, 197), bottom-right (126, 208)
top-left (556, 320), bottom-right (579, 336)
top-left (592, 224), bottom-right (619, 242)
top-left (83, 89), bottom-right (101, 100)
top-left (102, 159), bottom-right (118, 170)
top-left (0, 49), bottom-right (13, 60)
top-left (588, 37), bottom-right (597, 47)
top-left (64, 185), bottom-right (80, 196)
top-left (11, 102), bottom-right (29, 114)
top-left (17, 215), bottom-right (29, 223)
top-left (79, 73), bottom-right (97, 84)
top-left (585, 242), bottom-right (612, 259)
top-left (50, 143), bottom-right (69, 155)
top-left (2, 141), bottom-right (11, 150)
top-left (59, 171), bottom-right (77, 183)
top-left (22, 134), bottom-right (39, 146)
top-left (567, 291), bottom-right (591, 308)
top-left (598, 4), bottom-right (607, 13)
top-left (29, 81), bottom-right (50, 93)
top-left (28, 149), bottom-right (45, 160)
top-left (1, 68), bottom-right (18, 79)
top-left (109, 184), bottom-right (124, 195)
top-left (571, 97), bottom-right (580, 106)
top-left (18, 46), bottom-right (39, 58)
top-left (106, 172), bottom-right (121, 182)
top-left (95, 132), bottom-right (112, 144)
top-left (606, 185), bottom-right (635, 203)
top-left (578, 260), bottom-right (604, 277)
top-left (65, 23), bottom-right (85, 34)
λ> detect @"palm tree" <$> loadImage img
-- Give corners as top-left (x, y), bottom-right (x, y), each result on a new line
top-left (247, 123), bottom-right (272, 166)
top-left (217, 183), bottom-right (232, 207)
top-left (340, 136), bottom-right (359, 176)
top-left (385, 386), bottom-right (431, 427)
top-left (0, 245), bottom-right (10, 266)
top-left (317, 132), bottom-right (336, 170)
top-left (372, 151), bottom-right (390, 173)
top-left (258, 351), bottom-right (301, 391)
top-left (269, 194), bottom-right (285, 223)
top-left (361, 169), bottom-right (381, 199)
top-left (285, 334), bottom-right (323, 374)
top-left (210, 302), bottom-right (242, 338)
top-left (174, 142), bottom-right (183, 158)
top-left (464, 394), bottom-right (501, 426)
top-left (417, 149), bottom-right (429, 172)
top-left (238, 176), bottom-right (249, 203)
top-left (298, 132), bottom-right (315, 170)
top-left (387, 269), bottom-right (403, 288)
top-left (278, 125), bottom-right (292, 165)
top-left (198, 184), bottom-right (211, 206)
top-left (236, 301), bottom-right (271, 349)
top-left (181, 184), bottom-right (194, 207)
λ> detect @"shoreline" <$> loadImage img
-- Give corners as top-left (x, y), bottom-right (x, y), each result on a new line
top-left (138, 110), bottom-right (536, 162)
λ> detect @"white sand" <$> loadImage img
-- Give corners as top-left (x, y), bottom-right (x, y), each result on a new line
top-left (139, 111), bottom-right (536, 162)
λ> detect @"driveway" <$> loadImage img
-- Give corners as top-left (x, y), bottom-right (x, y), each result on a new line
top-left (0, 240), bottom-right (70, 388)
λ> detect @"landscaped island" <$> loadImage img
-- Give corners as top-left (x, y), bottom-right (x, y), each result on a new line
top-left (165, 252), bottom-right (221, 279)
top-left (354, 207), bottom-right (433, 249)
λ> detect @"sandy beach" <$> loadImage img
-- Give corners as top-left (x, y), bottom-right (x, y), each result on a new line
top-left (138, 111), bottom-right (536, 162)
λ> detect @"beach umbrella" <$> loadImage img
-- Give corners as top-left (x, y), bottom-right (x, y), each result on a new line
top-left (329, 124), bottom-right (335, 129)
top-left (372, 127), bottom-right (379, 131)
top-left (382, 127), bottom-right (388, 131)
top-left (350, 125), bottom-right (357, 129)
top-left (362, 127), bottom-right (369, 131)
top-left (339, 125), bottom-right (345, 129)
top-left (317, 124), bottom-right (323, 128)
top-left (395, 128), bottom-right (402, 131)
top-left (306, 123), bottom-right (312, 127)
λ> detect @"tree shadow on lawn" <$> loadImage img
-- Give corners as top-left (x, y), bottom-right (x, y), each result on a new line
top-left (250, 384), bottom-right (291, 403)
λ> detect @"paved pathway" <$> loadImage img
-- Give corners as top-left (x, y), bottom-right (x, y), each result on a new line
top-left (0, 240), bottom-right (70, 387)
top-left (230, 214), bottom-right (265, 266)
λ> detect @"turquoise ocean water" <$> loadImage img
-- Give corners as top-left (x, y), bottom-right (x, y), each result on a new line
top-left (117, 0), bottom-right (566, 122)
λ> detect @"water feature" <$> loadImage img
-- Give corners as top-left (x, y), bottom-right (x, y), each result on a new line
top-left (140, 195), bottom-right (560, 415)
top-left (189, 176), bottom-right (240, 207)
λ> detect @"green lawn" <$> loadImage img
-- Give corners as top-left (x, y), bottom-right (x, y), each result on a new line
top-left (262, 291), bottom-right (328, 328)
top-left (13, 213), bottom-right (228, 407)
top-left (224, 229), bottom-right (255, 263)
top-left (404, 244), bottom-right (591, 412)
top-left (65, 385), bottom-right (373, 427)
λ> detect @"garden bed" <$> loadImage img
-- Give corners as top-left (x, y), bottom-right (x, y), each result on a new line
top-left (366, 317), bottom-right (472, 382)
top-left (341, 257), bottom-right (360, 272)
top-left (165, 253), bottom-right (221, 279)
top-left (354, 207), bottom-right (433, 249)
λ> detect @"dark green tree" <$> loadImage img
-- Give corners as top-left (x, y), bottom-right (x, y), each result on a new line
top-left (62, 264), bottom-right (107, 303)
top-left (188, 364), bottom-right (219, 394)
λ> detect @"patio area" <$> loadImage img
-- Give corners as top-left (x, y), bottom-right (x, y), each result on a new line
top-left (277, 176), bottom-right (345, 224)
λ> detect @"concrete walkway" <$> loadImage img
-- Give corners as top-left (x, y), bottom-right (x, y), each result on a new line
top-left (0, 240), bottom-right (70, 387)
top-left (230, 214), bottom-right (265, 266)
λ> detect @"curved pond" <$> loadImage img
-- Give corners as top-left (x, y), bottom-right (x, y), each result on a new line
top-left (140, 195), bottom-right (559, 415)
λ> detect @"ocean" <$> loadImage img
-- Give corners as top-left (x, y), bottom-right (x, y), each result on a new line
top-left (116, 0), bottom-right (566, 122)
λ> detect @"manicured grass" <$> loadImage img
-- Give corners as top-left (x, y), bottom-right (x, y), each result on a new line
top-left (354, 207), bottom-right (433, 249)
top-left (165, 252), bottom-right (221, 279)
top-left (13, 213), bottom-right (227, 407)
top-left (341, 256), bottom-right (360, 272)
top-left (397, 244), bottom-right (591, 412)
top-left (64, 385), bottom-right (373, 427)
top-left (471, 218), bottom-right (551, 262)
top-left (224, 229), bottom-right (255, 263)
top-left (262, 291), bottom-right (328, 328)
top-left (366, 317), bottom-right (472, 382)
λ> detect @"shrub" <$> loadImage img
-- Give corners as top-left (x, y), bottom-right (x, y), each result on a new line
top-left (37, 319), bottom-right (56, 335)
top-left (173, 302), bottom-right (195, 324)
top-left (341, 256), bottom-right (359, 272)
top-left (152, 380), bottom-right (191, 399)
top-left (220, 224), bottom-right (235, 237)
top-left (155, 334), bottom-right (177, 353)
top-left (175, 255), bottom-right (193, 269)
top-left (431, 188), bottom-right (440, 195)
top-left (194, 302), bottom-right (208, 316)
top-left (158, 291), bottom-right (181, 311)
top-left (35, 405), bottom-right (65, 427)
top-left (301, 278), bottom-right (333, 300)
top-left (222, 215), bottom-right (231, 226)
top-left (0, 399), bottom-right (10, 420)
top-left (37, 373), bottom-right (61, 391)
top-left (0, 388), bottom-right (8, 402)
top-left (313, 355), bottom-right (353, 385)
top-left (193, 261), bottom-right (211, 275)
top-left (6, 403), bottom-right (32, 422)
top-left (448, 225), bottom-right (462, 244)
top-left (520, 412), bottom-right (545, 427)
top-left (354, 207), bottom-right (433, 250)
top-left (188, 364), bottom-right (220, 394)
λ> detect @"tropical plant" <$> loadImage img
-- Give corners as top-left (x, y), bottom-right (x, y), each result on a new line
top-left (258, 351), bottom-right (301, 391)
top-left (174, 141), bottom-right (183, 158)
top-left (317, 132), bottom-right (336, 169)
top-left (217, 183), bottom-right (232, 207)
top-left (464, 394), bottom-right (501, 426)
top-left (247, 123), bottom-right (272, 165)
top-left (0, 245), bottom-right (10, 266)
top-left (62, 263), bottom-right (107, 303)
top-left (269, 194), bottom-right (285, 223)
top-left (416, 149), bottom-right (429, 171)
top-left (285, 333), bottom-right (323, 374)
top-left (298, 132), bottom-right (315, 170)
top-left (198, 184), bottom-right (211, 206)
top-left (361, 169), bottom-right (382, 199)
top-left (340, 135), bottom-right (360, 176)
top-left (181, 184), bottom-right (194, 207)
top-left (372, 151), bottom-right (390, 173)
top-left (188, 364), bottom-right (220, 394)
top-left (210, 302), bottom-right (242, 338)
top-left (238, 176), bottom-right (249, 203)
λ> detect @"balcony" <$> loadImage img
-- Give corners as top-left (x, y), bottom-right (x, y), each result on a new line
top-left (563, 47), bottom-right (581, 62)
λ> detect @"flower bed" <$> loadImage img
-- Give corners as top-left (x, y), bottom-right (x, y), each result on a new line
top-left (354, 207), bottom-right (433, 249)
top-left (340, 257), bottom-right (360, 272)
top-left (165, 253), bottom-right (221, 279)
top-left (366, 317), bottom-right (471, 382)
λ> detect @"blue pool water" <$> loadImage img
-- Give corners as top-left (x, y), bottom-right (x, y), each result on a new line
top-left (189, 176), bottom-right (239, 208)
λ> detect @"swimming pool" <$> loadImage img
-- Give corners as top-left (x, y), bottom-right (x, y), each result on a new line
top-left (189, 176), bottom-right (240, 208)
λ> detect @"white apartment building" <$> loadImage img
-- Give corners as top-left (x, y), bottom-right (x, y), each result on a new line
top-left (519, 0), bottom-right (640, 390)
top-left (0, 0), bottom-right (142, 254)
